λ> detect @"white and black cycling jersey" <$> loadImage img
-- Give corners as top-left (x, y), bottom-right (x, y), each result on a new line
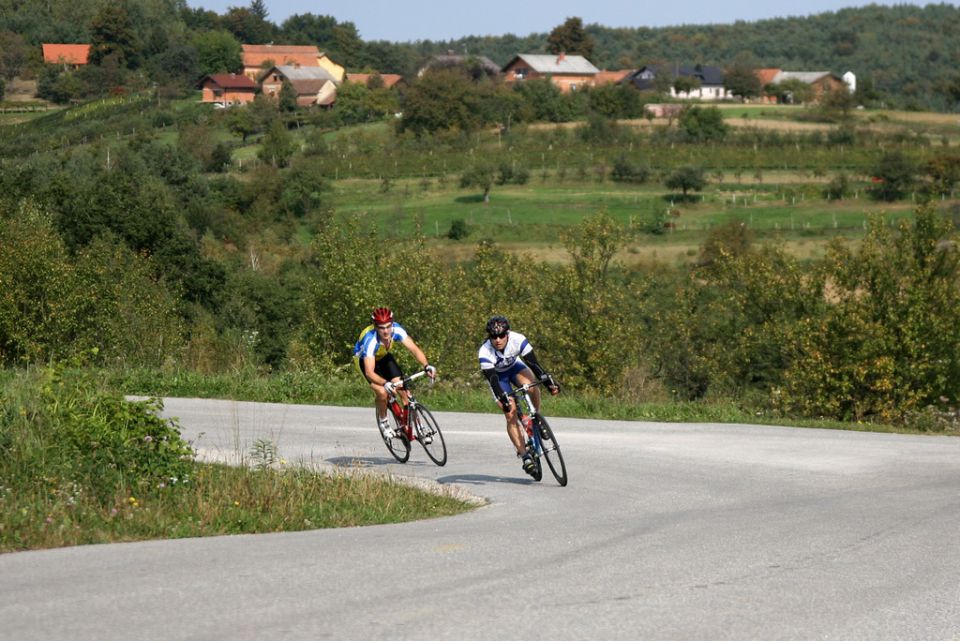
top-left (478, 331), bottom-right (532, 373)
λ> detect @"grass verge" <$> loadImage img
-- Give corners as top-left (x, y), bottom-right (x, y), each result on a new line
top-left (0, 366), bottom-right (473, 553)
top-left (1, 463), bottom-right (470, 553)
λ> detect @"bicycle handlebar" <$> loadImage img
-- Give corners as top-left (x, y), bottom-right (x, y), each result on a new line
top-left (394, 369), bottom-right (434, 389)
top-left (505, 379), bottom-right (545, 397)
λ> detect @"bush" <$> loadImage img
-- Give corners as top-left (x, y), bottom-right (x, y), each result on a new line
top-left (824, 171), bottom-right (850, 200)
top-left (1, 366), bottom-right (194, 504)
top-left (611, 155), bottom-right (649, 183)
top-left (447, 219), bottom-right (470, 240)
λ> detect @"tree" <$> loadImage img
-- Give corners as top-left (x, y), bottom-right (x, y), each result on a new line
top-left (698, 219), bottom-right (753, 267)
top-left (547, 17), bottom-right (595, 58)
top-left (88, 2), bottom-right (141, 69)
top-left (460, 163), bottom-right (496, 203)
top-left (819, 85), bottom-right (857, 122)
top-left (225, 106), bottom-right (259, 142)
top-left (665, 165), bottom-right (706, 198)
top-left (672, 75), bottom-right (702, 97)
top-left (924, 155), bottom-right (960, 197)
top-left (194, 30), bottom-right (242, 76)
top-left (222, 6), bottom-right (273, 44)
top-left (278, 79), bottom-right (298, 112)
top-left (0, 31), bottom-right (28, 80)
top-left (512, 77), bottom-right (572, 123)
top-left (258, 120), bottom-right (297, 168)
top-left (398, 69), bottom-right (498, 135)
top-left (724, 60), bottom-right (762, 101)
top-left (249, 0), bottom-right (269, 21)
top-left (678, 106), bottom-right (728, 142)
top-left (870, 151), bottom-right (917, 202)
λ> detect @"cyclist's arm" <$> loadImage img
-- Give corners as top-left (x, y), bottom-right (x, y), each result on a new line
top-left (361, 356), bottom-right (390, 386)
top-left (521, 348), bottom-right (548, 379)
top-left (481, 367), bottom-right (502, 396)
top-left (400, 336), bottom-right (429, 369)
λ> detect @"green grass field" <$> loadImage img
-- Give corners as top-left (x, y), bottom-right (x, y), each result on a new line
top-left (326, 172), bottom-right (923, 264)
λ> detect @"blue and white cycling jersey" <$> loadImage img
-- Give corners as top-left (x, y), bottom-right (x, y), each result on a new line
top-left (353, 323), bottom-right (409, 361)
top-left (478, 331), bottom-right (532, 373)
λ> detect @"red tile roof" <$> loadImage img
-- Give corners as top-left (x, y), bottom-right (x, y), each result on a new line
top-left (756, 68), bottom-right (782, 86)
top-left (42, 44), bottom-right (90, 65)
top-left (242, 44), bottom-right (320, 68)
top-left (593, 69), bottom-right (633, 85)
top-left (202, 73), bottom-right (258, 90)
top-left (345, 73), bottom-right (404, 88)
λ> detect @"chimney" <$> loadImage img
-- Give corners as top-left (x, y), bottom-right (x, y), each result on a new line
top-left (557, 52), bottom-right (566, 63)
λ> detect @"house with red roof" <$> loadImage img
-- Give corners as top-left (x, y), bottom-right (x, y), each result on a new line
top-left (197, 73), bottom-right (258, 106)
top-left (502, 53), bottom-right (600, 93)
top-left (241, 44), bottom-right (344, 83)
top-left (42, 44), bottom-right (90, 68)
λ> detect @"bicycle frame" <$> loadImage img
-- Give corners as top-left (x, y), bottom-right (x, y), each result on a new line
top-left (386, 370), bottom-right (428, 441)
top-left (509, 380), bottom-right (545, 455)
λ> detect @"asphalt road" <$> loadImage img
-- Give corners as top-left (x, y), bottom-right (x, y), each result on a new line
top-left (2, 398), bottom-right (960, 641)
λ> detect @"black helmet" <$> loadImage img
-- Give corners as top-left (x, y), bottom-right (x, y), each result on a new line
top-left (486, 315), bottom-right (510, 336)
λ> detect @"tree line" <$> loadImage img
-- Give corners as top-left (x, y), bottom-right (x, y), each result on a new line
top-left (2, 1), bottom-right (959, 109)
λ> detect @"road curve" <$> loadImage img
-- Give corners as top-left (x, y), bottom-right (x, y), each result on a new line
top-left (2, 398), bottom-right (959, 641)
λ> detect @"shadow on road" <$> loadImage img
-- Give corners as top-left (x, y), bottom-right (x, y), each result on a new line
top-left (326, 455), bottom-right (434, 468)
top-left (436, 473), bottom-right (536, 486)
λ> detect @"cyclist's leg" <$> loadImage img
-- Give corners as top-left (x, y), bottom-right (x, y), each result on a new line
top-left (495, 370), bottom-right (525, 456)
top-left (377, 354), bottom-right (405, 412)
top-left (513, 366), bottom-right (541, 412)
top-left (358, 357), bottom-right (388, 421)
top-left (361, 355), bottom-right (401, 422)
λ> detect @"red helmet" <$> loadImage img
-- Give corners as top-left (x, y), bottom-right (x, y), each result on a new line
top-left (371, 307), bottom-right (394, 324)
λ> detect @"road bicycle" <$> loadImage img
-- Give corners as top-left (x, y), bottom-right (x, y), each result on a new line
top-left (506, 380), bottom-right (567, 486)
top-left (377, 370), bottom-right (447, 466)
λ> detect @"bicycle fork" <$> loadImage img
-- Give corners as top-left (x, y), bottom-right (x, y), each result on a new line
top-left (519, 392), bottom-right (542, 456)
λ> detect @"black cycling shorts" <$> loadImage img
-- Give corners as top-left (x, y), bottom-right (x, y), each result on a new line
top-left (357, 352), bottom-right (403, 384)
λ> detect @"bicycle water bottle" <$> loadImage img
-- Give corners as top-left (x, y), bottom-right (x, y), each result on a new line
top-left (521, 414), bottom-right (533, 434)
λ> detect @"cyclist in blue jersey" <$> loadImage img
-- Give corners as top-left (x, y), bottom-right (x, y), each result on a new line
top-left (354, 307), bottom-right (436, 438)
top-left (478, 315), bottom-right (559, 476)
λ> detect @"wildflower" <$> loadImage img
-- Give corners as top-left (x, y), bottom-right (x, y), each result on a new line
top-left (234, 500), bottom-right (240, 507)
top-left (143, 435), bottom-right (153, 443)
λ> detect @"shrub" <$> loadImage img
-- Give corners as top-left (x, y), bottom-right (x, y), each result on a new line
top-left (447, 219), bottom-right (470, 240)
top-left (824, 171), bottom-right (850, 200)
top-left (611, 155), bottom-right (650, 183)
top-left (1, 366), bottom-right (194, 504)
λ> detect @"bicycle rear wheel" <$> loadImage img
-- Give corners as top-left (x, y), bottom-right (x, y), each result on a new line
top-left (376, 408), bottom-right (410, 463)
top-left (536, 416), bottom-right (567, 486)
top-left (411, 404), bottom-right (447, 466)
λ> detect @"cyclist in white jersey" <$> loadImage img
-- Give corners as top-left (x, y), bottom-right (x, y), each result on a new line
top-left (354, 307), bottom-right (436, 437)
top-left (478, 315), bottom-right (559, 476)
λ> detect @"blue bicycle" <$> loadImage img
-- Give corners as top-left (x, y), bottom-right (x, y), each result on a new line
top-left (506, 380), bottom-right (568, 486)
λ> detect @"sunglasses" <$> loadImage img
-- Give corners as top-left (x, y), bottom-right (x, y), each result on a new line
top-left (489, 331), bottom-right (508, 340)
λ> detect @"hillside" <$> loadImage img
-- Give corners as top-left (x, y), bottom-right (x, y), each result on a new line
top-left (1, 2), bottom-right (958, 109)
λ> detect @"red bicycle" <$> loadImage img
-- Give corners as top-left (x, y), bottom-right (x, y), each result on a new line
top-left (377, 370), bottom-right (447, 466)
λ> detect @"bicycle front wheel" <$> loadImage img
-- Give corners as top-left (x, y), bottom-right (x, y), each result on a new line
top-left (412, 404), bottom-right (447, 466)
top-left (376, 408), bottom-right (410, 463)
top-left (536, 416), bottom-right (567, 486)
